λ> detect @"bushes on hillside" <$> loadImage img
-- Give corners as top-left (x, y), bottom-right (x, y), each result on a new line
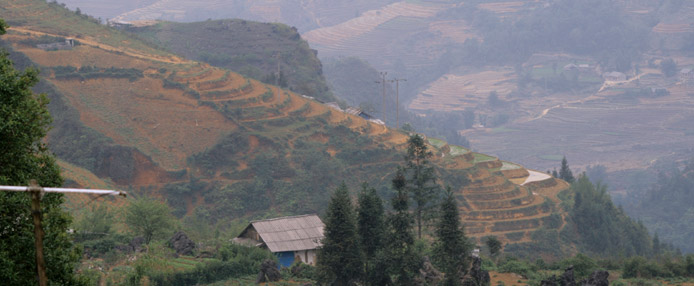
top-left (53, 65), bottom-right (143, 81)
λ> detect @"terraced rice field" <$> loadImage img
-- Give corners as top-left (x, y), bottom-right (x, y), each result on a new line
top-left (428, 20), bottom-right (479, 44)
top-left (652, 23), bottom-right (694, 33)
top-left (302, 1), bottom-right (446, 46)
top-left (477, 1), bottom-right (527, 14)
top-left (425, 137), bottom-right (569, 244)
top-left (409, 69), bottom-right (516, 112)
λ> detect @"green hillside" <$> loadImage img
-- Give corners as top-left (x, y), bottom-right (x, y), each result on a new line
top-left (128, 19), bottom-right (335, 103)
top-left (0, 0), bottom-right (661, 263)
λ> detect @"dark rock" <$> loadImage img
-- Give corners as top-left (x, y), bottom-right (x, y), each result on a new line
top-left (579, 270), bottom-right (609, 286)
top-left (540, 275), bottom-right (558, 286)
top-left (256, 259), bottom-right (281, 283)
top-left (114, 244), bottom-right (133, 253)
top-left (560, 266), bottom-right (576, 286)
top-left (414, 256), bottom-right (443, 286)
top-left (168, 231), bottom-right (196, 256)
top-left (463, 256), bottom-right (491, 286)
top-left (130, 237), bottom-right (145, 253)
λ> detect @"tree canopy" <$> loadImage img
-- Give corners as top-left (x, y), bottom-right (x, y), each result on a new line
top-left (124, 197), bottom-right (176, 244)
top-left (0, 18), bottom-right (87, 285)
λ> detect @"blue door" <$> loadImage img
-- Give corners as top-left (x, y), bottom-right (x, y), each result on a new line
top-left (277, 251), bottom-right (294, 268)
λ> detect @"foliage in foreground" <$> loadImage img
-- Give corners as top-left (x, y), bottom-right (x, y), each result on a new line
top-left (0, 18), bottom-right (87, 285)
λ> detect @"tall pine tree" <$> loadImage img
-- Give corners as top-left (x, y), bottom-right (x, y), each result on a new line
top-left (317, 183), bottom-right (363, 286)
top-left (404, 134), bottom-right (440, 239)
top-left (385, 168), bottom-right (422, 286)
top-left (559, 156), bottom-right (575, 183)
top-left (433, 187), bottom-right (472, 286)
top-left (357, 183), bottom-right (389, 286)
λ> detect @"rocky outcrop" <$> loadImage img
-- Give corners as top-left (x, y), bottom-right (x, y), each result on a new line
top-left (540, 267), bottom-right (609, 286)
top-left (560, 266), bottom-right (576, 286)
top-left (579, 270), bottom-right (609, 286)
top-left (256, 259), bottom-right (281, 283)
top-left (414, 257), bottom-right (443, 286)
top-left (168, 231), bottom-right (196, 256)
top-left (463, 256), bottom-right (490, 286)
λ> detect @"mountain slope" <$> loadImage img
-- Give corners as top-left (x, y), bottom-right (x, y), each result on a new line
top-left (129, 19), bottom-right (335, 103)
top-left (0, 0), bottom-right (577, 254)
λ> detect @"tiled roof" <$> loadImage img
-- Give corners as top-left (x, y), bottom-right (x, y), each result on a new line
top-left (250, 214), bottom-right (324, 252)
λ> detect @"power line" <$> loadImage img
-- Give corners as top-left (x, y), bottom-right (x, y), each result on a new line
top-left (375, 71), bottom-right (392, 125)
top-left (391, 78), bottom-right (407, 129)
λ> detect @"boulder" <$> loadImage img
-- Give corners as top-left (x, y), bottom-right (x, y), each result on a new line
top-left (256, 259), bottom-right (281, 283)
top-left (129, 236), bottom-right (145, 253)
top-left (579, 270), bottom-right (609, 286)
top-left (540, 275), bottom-right (558, 286)
top-left (168, 231), bottom-right (195, 256)
top-left (560, 266), bottom-right (576, 286)
top-left (414, 256), bottom-right (443, 286)
top-left (463, 256), bottom-right (491, 286)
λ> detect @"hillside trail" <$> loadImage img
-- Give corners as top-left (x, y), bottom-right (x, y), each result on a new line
top-left (523, 71), bottom-right (650, 123)
top-left (9, 27), bottom-right (192, 65)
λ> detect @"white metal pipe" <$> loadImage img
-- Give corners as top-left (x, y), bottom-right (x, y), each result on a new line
top-left (0, 185), bottom-right (126, 197)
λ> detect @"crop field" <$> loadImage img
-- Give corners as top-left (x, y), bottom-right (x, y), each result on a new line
top-left (428, 20), bottom-right (479, 44)
top-left (302, 1), bottom-right (446, 47)
top-left (409, 69), bottom-right (516, 112)
top-left (477, 1), bottom-right (527, 14)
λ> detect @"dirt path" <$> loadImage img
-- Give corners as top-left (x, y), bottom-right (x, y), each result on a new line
top-left (9, 27), bottom-right (191, 64)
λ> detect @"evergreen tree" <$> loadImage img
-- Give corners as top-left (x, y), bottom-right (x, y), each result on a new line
top-left (404, 134), bottom-right (440, 239)
top-left (385, 169), bottom-right (422, 286)
top-left (433, 187), bottom-right (472, 286)
top-left (0, 19), bottom-right (87, 285)
top-left (317, 183), bottom-right (363, 286)
top-left (486, 236), bottom-right (502, 258)
top-left (559, 156), bottom-right (575, 183)
top-left (356, 183), bottom-right (386, 286)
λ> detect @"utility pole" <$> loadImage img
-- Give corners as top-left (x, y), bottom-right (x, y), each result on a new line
top-left (0, 182), bottom-right (126, 286)
top-left (392, 78), bottom-right (406, 129)
top-left (375, 72), bottom-right (390, 124)
top-left (275, 52), bottom-right (281, 87)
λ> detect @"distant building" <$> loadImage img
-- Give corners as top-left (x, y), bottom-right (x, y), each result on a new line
top-left (680, 68), bottom-right (694, 81)
top-left (603, 71), bottom-right (626, 81)
top-left (36, 38), bottom-right (75, 51)
top-left (563, 63), bottom-right (578, 71)
top-left (325, 102), bottom-right (342, 112)
top-left (344, 107), bottom-right (374, 120)
top-left (108, 20), bottom-right (133, 29)
top-left (233, 214), bottom-right (324, 267)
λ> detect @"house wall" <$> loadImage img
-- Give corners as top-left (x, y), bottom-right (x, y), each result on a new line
top-left (293, 249), bottom-right (317, 265)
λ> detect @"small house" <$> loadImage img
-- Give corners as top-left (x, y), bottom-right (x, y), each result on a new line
top-left (234, 214), bottom-right (324, 267)
top-left (344, 107), bottom-right (374, 120)
top-left (603, 71), bottom-right (626, 81)
top-left (563, 63), bottom-right (578, 71)
top-left (680, 68), bottom-right (693, 81)
top-left (36, 38), bottom-right (75, 51)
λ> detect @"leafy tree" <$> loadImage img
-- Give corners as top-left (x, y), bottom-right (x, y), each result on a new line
top-left (660, 58), bottom-right (677, 77)
top-left (356, 183), bottom-right (385, 285)
top-left (433, 188), bottom-right (472, 286)
top-left (0, 19), bottom-right (88, 285)
top-left (317, 183), bottom-right (363, 286)
top-left (559, 156), bottom-right (575, 183)
top-left (569, 175), bottom-right (653, 256)
top-left (124, 197), bottom-right (175, 244)
top-left (385, 169), bottom-right (422, 285)
top-left (486, 236), bottom-right (502, 258)
top-left (76, 204), bottom-right (114, 237)
top-left (403, 134), bottom-right (440, 239)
